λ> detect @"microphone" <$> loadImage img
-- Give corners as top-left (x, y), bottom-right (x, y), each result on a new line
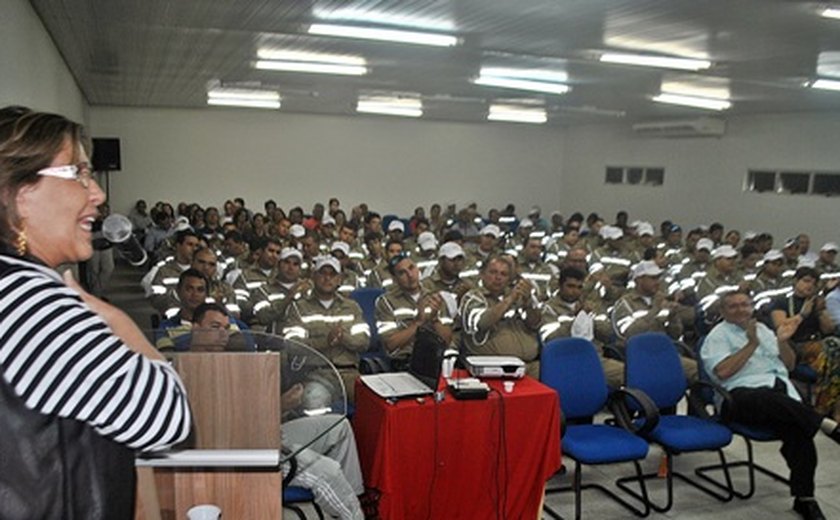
top-left (102, 214), bottom-right (148, 266)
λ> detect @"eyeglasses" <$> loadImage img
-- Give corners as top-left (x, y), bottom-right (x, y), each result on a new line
top-left (36, 163), bottom-right (94, 189)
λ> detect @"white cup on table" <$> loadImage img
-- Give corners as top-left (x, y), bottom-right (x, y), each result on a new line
top-left (187, 504), bottom-right (222, 520)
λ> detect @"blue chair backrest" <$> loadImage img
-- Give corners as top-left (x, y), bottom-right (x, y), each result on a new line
top-left (350, 287), bottom-right (385, 339)
top-left (541, 337), bottom-right (609, 419)
top-left (625, 333), bottom-right (686, 409)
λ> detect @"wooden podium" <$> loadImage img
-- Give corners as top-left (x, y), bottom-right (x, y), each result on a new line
top-left (135, 352), bottom-right (283, 519)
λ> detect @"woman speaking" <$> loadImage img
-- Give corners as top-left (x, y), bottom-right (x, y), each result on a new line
top-left (0, 106), bottom-right (191, 518)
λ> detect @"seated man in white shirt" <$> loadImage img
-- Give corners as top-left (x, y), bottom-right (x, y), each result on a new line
top-left (701, 290), bottom-right (840, 520)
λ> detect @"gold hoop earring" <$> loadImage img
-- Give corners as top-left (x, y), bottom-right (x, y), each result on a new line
top-left (15, 229), bottom-right (27, 256)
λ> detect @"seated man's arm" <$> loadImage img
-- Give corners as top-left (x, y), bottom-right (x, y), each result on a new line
top-left (340, 304), bottom-right (371, 353)
top-left (473, 280), bottom-right (532, 333)
top-left (375, 295), bottom-right (417, 354)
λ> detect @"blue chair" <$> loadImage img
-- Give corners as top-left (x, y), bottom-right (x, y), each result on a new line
top-left (540, 338), bottom-right (660, 519)
top-left (283, 452), bottom-right (325, 519)
top-left (616, 333), bottom-right (735, 513)
top-left (350, 287), bottom-right (391, 374)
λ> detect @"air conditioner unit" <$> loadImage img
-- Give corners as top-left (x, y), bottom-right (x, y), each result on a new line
top-left (632, 117), bottom-right (726, 138)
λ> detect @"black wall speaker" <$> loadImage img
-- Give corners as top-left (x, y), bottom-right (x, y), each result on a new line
top-left (91, 138), bottom-right (121, 171)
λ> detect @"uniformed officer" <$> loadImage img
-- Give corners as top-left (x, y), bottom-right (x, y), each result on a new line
top-left (459, 255), bottom-right (542, 378)
top-left (190, 247), bottom-right (240, 318)
top-left (611, 261), bottom-right (698, 381)
top-left (517, 236), bottom-right (557, 301)
top-left (540, 267), bottom-right (621, 387)
top-left (283, 255), bottom-right (370, 404)
top-left (252, 247), bottom-right (312, 332)
top-left (375, 254), bottom-right (455, 370)
top-left (144, 229), bottom-right (201, 315)
top-left (232, 236), bottom-right (283, 322)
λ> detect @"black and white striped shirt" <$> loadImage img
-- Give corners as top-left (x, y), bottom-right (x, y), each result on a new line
top-left (0, 253), bottom-right (191, 452)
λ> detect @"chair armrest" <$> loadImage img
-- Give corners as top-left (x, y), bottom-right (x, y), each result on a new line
top-left (674, 340), bottom-right (696, 359)
top-left (608, 387), bottom-right (660, 436)
top-left (360, 354), bottom-right (392, 374)
top-left (687, 380), bottom-right (734, 423)
top-left (790, 363), bottom-right (818, 384)
top-left (603, 343), bottom-right (625, 361)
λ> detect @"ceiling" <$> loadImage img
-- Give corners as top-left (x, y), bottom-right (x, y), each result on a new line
top-left (30, 0), bottom-right (840, 127)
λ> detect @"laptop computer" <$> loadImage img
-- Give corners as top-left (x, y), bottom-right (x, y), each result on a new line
top-left (360, 325), bottom-right (444, 399)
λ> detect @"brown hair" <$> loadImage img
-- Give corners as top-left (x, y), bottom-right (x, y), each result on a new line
top-left (0, 106), bottom-right (88, 244)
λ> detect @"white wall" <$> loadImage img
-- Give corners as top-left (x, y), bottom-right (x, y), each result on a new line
top-left (89, 106), bottom-right (565, 217)
top-left (0, 0), bottom-right (87, 121)
top-left (561, 113), bottom-right (840, 245)
top-left (2, 0), bottom-right (838, 247)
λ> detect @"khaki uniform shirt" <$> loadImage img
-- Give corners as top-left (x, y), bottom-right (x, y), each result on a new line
top-left (148, 260), bottom-right (189, 315)
top-left (232, 265), bottom-right (279, 321)
top-left (283, 294), bottom-right (370, 368)
top-left (539, 297), bottom-right (612, 349)
top-left (612, 289), bottom-right (683, 342)
top-left (589, 246), bottom-right (632, 286)
top-left (517, 259), bottom-right (557, 302)
top-left (375, 286), bottom-right (455, 362)
top-left (459, 286), bottom-right (541, 377)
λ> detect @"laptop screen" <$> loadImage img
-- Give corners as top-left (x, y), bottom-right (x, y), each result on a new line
top-left (408, 325), bottom-right (445, 389)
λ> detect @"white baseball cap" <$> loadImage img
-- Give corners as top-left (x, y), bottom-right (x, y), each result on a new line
top-left (280, 247), bottom-right (303, 261)
top-left (632, 260), bottom-right (663, 280)
top-left (599, 225), bottom-right (624, 240)
top-left (696, 238), bottom-right (714, 252)
top-left (480, 224), bottom-right (501, 238)
top-left (417, 231), bottom-right (438, 251)
top-left (330, 241), bottom-right (350, 256)
top-left (763, 249), bottom-right (783, 262)
top-left (636, 222), bottom-right (655, 237)
top-left (290, 224), bottom-right (306, 238)
top-left (438, 241), bottom-right (465, 259)
top-left (712, 245), bottom-right (738, 259)
top-left (388, 220), bottom-right (405, 232)
top-left (313, 255), bottom-right (342, 273)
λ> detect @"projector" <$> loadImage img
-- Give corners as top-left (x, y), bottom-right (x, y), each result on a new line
top-left (465, 356), bottom-right (526, 379)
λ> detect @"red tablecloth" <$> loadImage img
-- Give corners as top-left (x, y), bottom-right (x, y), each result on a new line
top-left (353, 375), bottom-right (562, 520)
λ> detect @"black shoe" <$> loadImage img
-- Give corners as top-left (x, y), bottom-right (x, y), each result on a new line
top-left (794, 498), bottom-right (826, 520)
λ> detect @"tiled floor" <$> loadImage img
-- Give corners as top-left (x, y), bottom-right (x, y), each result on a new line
top-left (543, 432), bottom-right (840, 519)
top-left (104, 262), bottom-right (840, 520)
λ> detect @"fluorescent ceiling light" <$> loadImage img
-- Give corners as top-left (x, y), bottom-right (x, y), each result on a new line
top-left (474, 76), bottom-right (570, 96)
top-left (821, 7), bottom-right (840, 19)
top-left (661, 76), bottom-right (730, 100)
top-left (357, 96), bottom-right (423, 118)
top-left (811, 78), bottom-right (840, 91)
top-left (313, 8), bottom-right (455, 31)
top-left (652, 93), bottom-right (730, 111)
top-left (256, 49), bottom-right (366, 66)
top-left (207, 89), bottom-right (280, 101)
top-left (479, 67), bottom-right (568, 83)
top-left (487, 104), bottom-right (547, 124)
top-left (308, 24), bottom-right (458, 47)
top-left (255, 59), bottom-right (367, 76)
top-left (207, 89), bottom-right (280, 109)
top-left (207, 98), bottom-right (281, 109)
top-left (600, 52), bottom-right (711, 71)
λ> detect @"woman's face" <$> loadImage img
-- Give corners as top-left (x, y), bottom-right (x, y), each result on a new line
top-left (16, 138), bottom-right (106, 267)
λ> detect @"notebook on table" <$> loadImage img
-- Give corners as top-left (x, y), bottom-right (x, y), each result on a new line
top-left (360, 325), bottom-right (444, 399)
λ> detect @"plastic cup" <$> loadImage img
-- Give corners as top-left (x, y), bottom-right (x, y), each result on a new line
top-left (187, 504), bottom-right (222, 520)
top-left (503, 381), bottom-right (515, 393)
